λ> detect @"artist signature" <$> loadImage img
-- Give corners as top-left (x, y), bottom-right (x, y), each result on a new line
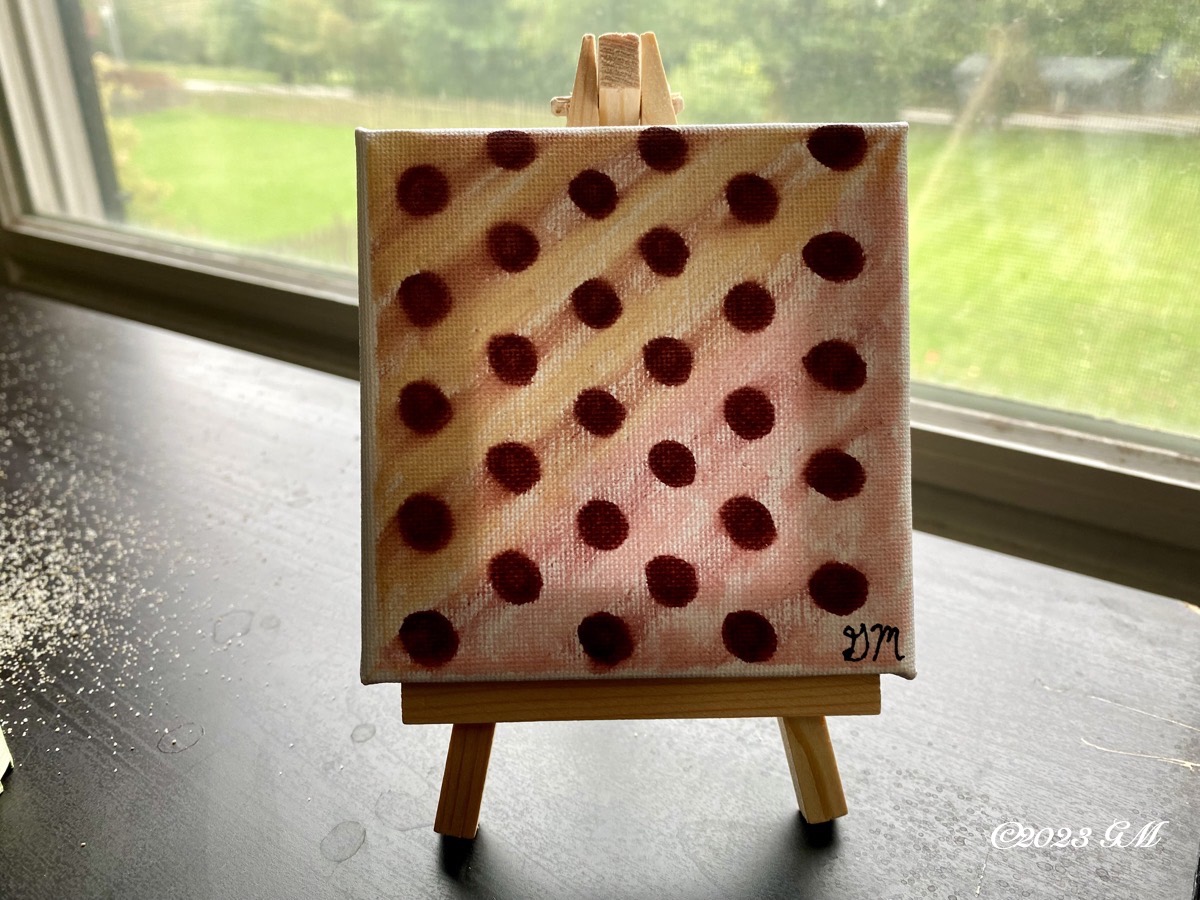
top-left (841, 622), bottom-right (905, 662)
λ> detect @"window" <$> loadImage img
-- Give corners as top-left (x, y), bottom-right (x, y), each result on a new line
top-left (2, 1), bottom-right (1198, 596)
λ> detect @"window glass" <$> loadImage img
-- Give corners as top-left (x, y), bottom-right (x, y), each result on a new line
top-left (38, 3), bottom-right (1200, 434)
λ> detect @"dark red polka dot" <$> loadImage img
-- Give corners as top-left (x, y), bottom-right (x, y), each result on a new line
top-left (399, 610), bottom-right (458, 667)
top-left (645, 556), bottom-right (698, 607)
top-left (571, 279), bottom-right (622, 329)
top-left (485, 442), bottom-right (541, 494)
top-left (722, 610), bottom-right (777, 662)
top-left (808, 562), bottom-right (869, 616)
top-left (487, 550), bottom-right (542, 604)
top-left (577, 500), bottom-right (628, 551)
top-left (643, 337), bottom-right (692, 386)
top-left (487, 223), bottom-right (539, 273)
top-left (723, 387), bottom-right (774, 440)
top-left (722, 281), bottom-right (775, 333)
top-left (577, 612), bottom-right (634, 666)
top-left (648, 440), bottom-right (695, 487)
top-left (638, 227), bottom-right (689, 277)
top-left (398, 381), bottom-right (452, 435)
top-left (396, 165), bottom-right (449, 217)
top-left (807, 125), bottom-right (868, 171)
top-left (804, 449), bottom-right (865, 500)
top-left (568, 169), bottom-right (618, 219)
top-left (397, 493), bottom-right (453, 552)
top-left (487, 334), bottom-right (537, 385)
top-left (486, 130), bottom-right (536, 170)
top-left (397, 272), bottom-right (451, 327)
top-left (574, 389), bottom-right (625, 436)
top-left (803, 232), bottom-right (864, 282)
top-left (725, 173), bottom-right (778, 224)
top-left (802, 340), bottom-right (866, 392)
top-left (719, 496), bottom-right (776, 550)
top-left (637, 127), bottom-right (688, 172)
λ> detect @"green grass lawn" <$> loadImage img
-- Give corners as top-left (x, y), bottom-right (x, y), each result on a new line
top-left (117, 103), bottom-right (1200, 435)
top-left (124, 107), bottom-right (358, 254)
top-left (908, 125), bottom-right (1200, 434)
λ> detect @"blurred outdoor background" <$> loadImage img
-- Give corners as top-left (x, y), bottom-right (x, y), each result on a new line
top-left (77, 0), bottom-right (1200, 435)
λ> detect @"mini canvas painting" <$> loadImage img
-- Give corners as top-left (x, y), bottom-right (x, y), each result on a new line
top-left (359, 123), bottom-right (914, 683)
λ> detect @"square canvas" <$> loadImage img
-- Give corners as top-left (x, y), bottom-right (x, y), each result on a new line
top-left (359, 123), bottom-right (913, 683)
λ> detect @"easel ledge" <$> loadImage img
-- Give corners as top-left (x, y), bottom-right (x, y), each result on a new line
top-left (402, 674), bottom-right (880, 724)
top-left (409, 674), bottom-right (877, 837)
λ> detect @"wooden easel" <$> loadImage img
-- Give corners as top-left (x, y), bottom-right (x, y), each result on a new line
top-left (402, 33), bottom-right (882, 840)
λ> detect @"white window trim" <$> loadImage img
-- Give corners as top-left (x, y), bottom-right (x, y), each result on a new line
top-left (1, 4), bottom-right (1197, 603)
top-left (0, 0), bottom-right (105, 218)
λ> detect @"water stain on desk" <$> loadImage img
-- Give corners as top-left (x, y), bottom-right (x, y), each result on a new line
top-left (157, 722), bottom-right (204, 754)
top-left (321, 820), bottom-right (366, 862)
top-left (375, 788), bottom-right (430, 832)
top-left (213, 610), bottom-right (254, 646)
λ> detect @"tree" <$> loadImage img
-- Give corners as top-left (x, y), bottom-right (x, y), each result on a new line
top-left (670, 40), bottom-right (774, 123)
top-left (260, 0), bottom-right (335, 82)
top-left (207, 0), bottom-right (270, 69)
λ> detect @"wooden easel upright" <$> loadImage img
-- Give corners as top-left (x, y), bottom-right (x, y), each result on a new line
top-left (402, 33), bottom-right (882, 840)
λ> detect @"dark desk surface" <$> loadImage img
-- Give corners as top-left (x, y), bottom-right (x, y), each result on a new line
top-left (1, 291), bottom-right (1197, 900)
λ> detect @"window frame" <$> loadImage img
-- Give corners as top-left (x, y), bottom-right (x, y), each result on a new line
top-left (1, 4), bottom-right (1197, 602)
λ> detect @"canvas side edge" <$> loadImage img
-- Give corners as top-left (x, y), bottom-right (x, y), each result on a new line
top-left (356, 129), bottom-right (383, 685)
top-left (897, 124), bottom-right (916, 680)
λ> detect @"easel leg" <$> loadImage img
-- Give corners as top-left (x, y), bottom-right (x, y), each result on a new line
top-left (777, 716), bottom-right (848, 823)
top-left (434, 723), bottom-right (495, 838)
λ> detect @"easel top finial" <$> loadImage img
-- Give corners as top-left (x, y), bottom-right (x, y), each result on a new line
top-left (550, 32), bottom-right (683, 127)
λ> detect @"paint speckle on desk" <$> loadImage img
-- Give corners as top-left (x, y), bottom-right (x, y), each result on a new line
top-left (0, 302), bottom-right (190, 738)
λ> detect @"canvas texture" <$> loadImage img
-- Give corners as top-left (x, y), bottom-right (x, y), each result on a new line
top-left (359, 123), bottom-right (914, 682)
